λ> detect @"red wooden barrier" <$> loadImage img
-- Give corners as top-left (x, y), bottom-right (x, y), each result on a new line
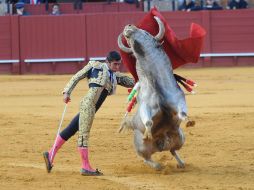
top-left (0, 16), bottom-right (20, 74)
top-left (10, 16), bottom-right (20, 74)
top-left (19, 15), bottom-right (87, 74)
top-left (0, 16), bottom-right (12, 74)
top-left (210, 10), bottom-right (254, 52)
top-left (0, 9), bottom-right (254, 74)
top-left (203, 9), bottom-right (254, 67)
top-left (24, 4), bottom-right (47, 15)
top-left (118, 3), bottom-right (142, 12)
top-left (85, 12), bottom-right (145, 58)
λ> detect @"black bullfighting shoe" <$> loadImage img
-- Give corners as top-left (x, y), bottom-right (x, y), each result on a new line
top-left (80, 168), bottom-right (103, 176)
top-left (43, 152), bottom-right (53, 173)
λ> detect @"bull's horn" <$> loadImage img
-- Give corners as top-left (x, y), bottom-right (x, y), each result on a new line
top-left (117, 33), bottom-right (132, 53)
top-left (154, 16), bottom-right (165, 41)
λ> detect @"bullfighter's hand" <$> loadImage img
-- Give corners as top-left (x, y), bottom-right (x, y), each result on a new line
top-left (63, 93), bottom-right (71, 104)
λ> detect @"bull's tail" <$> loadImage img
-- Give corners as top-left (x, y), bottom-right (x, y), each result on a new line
top-left (118, 116), bottom-right (134, 133)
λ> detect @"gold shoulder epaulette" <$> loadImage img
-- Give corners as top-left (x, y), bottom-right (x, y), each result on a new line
top-left (88, 61), bottom-right (104, 69)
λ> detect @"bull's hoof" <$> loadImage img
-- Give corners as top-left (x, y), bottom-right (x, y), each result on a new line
top-left (177, 162), bottom-right (185, 169)
top-left (144, 160), bottom-right (162, 171)
top-left (154, 163), bottom-right (162, 171)
top-left (118, 123), bottom-right (125, 133)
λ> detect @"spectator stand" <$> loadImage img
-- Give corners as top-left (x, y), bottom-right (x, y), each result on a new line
top-left (227, 0), bottom-right (248, 9)
top-left (23, 1), bottom-right (143, 15)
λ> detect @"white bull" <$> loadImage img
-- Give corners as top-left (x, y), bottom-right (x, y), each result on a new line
top-left (118, 16), bottom-right (187, 170)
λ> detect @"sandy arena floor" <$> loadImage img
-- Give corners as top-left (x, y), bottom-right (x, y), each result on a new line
top-left (0, 67), bottom-right (254, 190)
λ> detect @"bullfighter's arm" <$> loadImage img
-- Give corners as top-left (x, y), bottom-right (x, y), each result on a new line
top-left (115, 72), bottom-right (135, 88)
top-left (62, 61), bottom-right (94, 95)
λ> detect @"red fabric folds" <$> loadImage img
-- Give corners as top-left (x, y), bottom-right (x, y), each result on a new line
top-left (119, 7), bottom-right (206, 82)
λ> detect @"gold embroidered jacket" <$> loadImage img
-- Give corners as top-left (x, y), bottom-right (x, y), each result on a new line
top-left (63, 61), bottom-right (135, 95)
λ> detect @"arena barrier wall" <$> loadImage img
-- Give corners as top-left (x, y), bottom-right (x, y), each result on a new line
top-left (0, 9), bottom-right (253, 74)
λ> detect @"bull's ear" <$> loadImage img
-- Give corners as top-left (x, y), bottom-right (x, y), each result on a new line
top-left (154, 16), bottom-right (165, 41)
top-left (118, 33), bottom-right (132, 53)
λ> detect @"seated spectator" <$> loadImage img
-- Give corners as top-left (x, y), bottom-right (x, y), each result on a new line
top-left (124, 0), bottom-right (140, 8)
top-left (178, 0), bottom-right (195, 11)
top-left (204, 0), bottom-right (223, 10)
top-left (15, 1), bottom-right (30, 15)
top-left (238, 0), bottom-right (248, 8)
top-left (124, 0), bottom-right (134, 3)
top-left (21, 0), bottom-right (41, 4)
top-left (190, 0), bottom-right (204, 11)
top-left (228, 0), bottom-right (238, 9)
top-left (228, 0), bottom-right (248, 9)
top-left (51, 3), bottom-right (61, 15)
top-left (73, 0), bottom-right (82, 10)
top-left (46, 0), bottom-right (57, 3)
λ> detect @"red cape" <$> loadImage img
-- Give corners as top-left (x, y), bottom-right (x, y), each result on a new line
top-left (119, 7), bottom-right (206, 82)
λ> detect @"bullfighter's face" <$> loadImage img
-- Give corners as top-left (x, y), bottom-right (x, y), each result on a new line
top-left (107, 60), bottom-right (121, 72)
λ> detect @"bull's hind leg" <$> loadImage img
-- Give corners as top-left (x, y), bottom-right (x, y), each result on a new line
top-left (144, 159), bottom-right (162, 170)
top-left (139, 103), bottom-right (153, 140)
top-left (170, 127), bottom-right (185, 168)
top-left (134, 129), bottom-right (162, 170)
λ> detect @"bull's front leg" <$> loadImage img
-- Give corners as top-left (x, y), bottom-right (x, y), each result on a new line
top-left (139, 103), bottom-right (153, 140)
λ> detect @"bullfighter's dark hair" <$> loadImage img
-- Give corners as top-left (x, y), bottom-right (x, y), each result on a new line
top-left (106, 51), bottom-right (121, 62)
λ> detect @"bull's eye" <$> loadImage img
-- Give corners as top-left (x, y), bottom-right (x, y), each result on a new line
top-left (156, 43), bottom-right (162, 48)
top-left (156, 41), bottom-right (164, 48)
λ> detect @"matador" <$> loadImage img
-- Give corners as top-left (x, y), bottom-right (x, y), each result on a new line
top-left (43, 51), bottom-right (134, 176)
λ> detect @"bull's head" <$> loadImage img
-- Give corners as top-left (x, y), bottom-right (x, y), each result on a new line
top-left (118, 16), bottom-right (165, 57)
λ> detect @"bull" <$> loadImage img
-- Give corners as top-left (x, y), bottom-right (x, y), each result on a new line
top-left (118, 16), bottom-right (187, 170)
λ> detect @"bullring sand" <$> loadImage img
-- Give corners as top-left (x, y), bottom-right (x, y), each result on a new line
top-left (0, 67), bottom-right (254, 190)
